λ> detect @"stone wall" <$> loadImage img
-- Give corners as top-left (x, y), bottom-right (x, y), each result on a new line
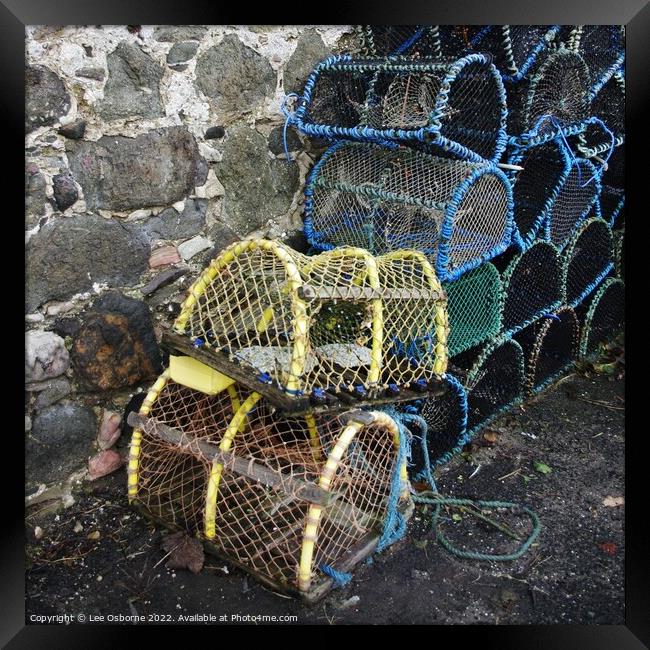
top-left (25, 25), bottom-right (356, 506)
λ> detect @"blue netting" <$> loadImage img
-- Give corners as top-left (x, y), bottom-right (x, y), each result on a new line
top-left (286, 54), bottom-right (508, 164)
top-left (303, 141), bottom-right (514, 281)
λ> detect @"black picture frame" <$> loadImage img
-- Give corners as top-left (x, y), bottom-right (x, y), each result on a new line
top-left (8, 0), bottom-right (646, 645)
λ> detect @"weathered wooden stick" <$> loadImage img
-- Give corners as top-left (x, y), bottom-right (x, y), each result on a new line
top-left (298, 284), bottom-right (444, 301)
top-left (127, 412), bottom-right (334, 507)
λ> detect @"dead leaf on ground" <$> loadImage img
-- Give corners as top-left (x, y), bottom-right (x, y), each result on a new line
top-left (599, 542), bottom-right (617, 556)
top-left (603, 496), bottom-right (624, 507)
top-left (482, 430), bottom-right (499, 445)
top-left (161, 531), bottom-right (205, 574)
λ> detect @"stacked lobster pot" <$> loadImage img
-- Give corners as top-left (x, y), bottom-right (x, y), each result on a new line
top-left (299, 25), bottom-right (624, 481)
top-left (128, 25), bottom-right (625, 599)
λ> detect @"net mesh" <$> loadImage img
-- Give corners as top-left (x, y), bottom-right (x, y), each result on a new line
top-left (132, 373), bottom-right (405, 593)
top-left (175, 240), bottom-right (448, 397)
top-left (546, 157), bottom-right (600, 249)
top-left (305, 142), bottom-right (512, 281)
top-left (577, 72), bottom-right (625, 158)
top-left (506, 138), bottom-right (569, 249)
top-left (358, 26), bottom-right (444, 57)
top-left (471, 25), bottom-right (559, 80)
top-left (416, 374), bottom-right (468, 470)
top-left (295, 56), bottom-right (507, 162)
top-left (561, 217), bottom-right (614, 307)
top-left (501, 241), bottom-right (563, 335)
top-left (598, 144), bottom-right (625, 227)
top-left (510, 47), bottom-right (590, 137)
top-left (566, 25), bottom-right (625, 93)
top-left (453, 338), bottom-right (525, 435)
top-left (514, 307), bottom-right (579, 395)
top-left (613, 230), bottom-right (624, 280)
top-left (578, 277), bottom-right (625, 358)
top-left (444, 262), bottom-right (502, 356)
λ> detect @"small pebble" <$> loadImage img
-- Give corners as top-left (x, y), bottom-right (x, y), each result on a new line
top-left (205, 126), bottom-right (225, 140)
top-left (58, 120), bottom-right (86, 140)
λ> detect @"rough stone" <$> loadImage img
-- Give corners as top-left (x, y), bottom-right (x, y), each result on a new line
top-left (25, 331), bottom-right (70, 383)
top-left (283, 30), bottom-right (330, 94)
top-left (142, 198), bottom-right (207, 242)
top-left (98, 410), bottom-right (122, 450)
top-left (27, 404), bottom-right (97, 488)
top-left (71, 291), bottom-right (162, 391)
top-left (52, 173), bottom-right (79, 211)
top-left (25, 214), bottom-right (150, 312)
top-left (178, 235), bottom-right (211, 260)
top-left (52, 317), bottom-right (81, 339)
top-left (195, 35), bottom-right (275, 114)
top-left (268, 125), bottom-right (302, 156)
top-left (167, 41), bottom-right (199, 66)
top-left (76, 67), bottom-right (105, 81)
top-left (141, 267), bottom-right (188, 296)
top-left (88, 449), bottom-right (124, 480)
top-left (154, 26), bottom-right (207, 42)
top-left (25, 65), bottom-right (71, 132)
top-left (98, 41), bottom-right (164, 121)
top-left (205, 126), bottom-right (225, 140)
top-left (194, 170), bottom-right (224, 199)
top-left (46, 300), bottom-right (75, 317)
top-left (201, 221), bottom-right (239, 264)
top-left (58, 119), bottom-right (86, 140)
top-left (214, 125), bottom-right (299, 234)
top-left (67, 127), bottom-right (201, 211)
top-left (32, 377), bottom-right (72, 411)
top-left (25, 167), bottom-right (48, 219)
top-left (149, 245), bottom-right (181, 268)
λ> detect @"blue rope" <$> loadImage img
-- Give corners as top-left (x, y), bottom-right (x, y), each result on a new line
top-left (320, 564), bottom-right (352, 588)
top-left (280, 92), bottom-right (300, 162)
top-left (375, 408), bottom-right (411, 553)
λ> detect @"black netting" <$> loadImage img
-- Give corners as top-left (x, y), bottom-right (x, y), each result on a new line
top-left (562, 217), bottom-right (613, 307)
top-left (514, 307), bottom-right (579, 395)
top-left (472, 25), bottom-right (558, 79)
top-left (614, 230), bottom-right (624, 280)
top-left (453, 338), bottom-right (525, 434)
top-left (507, 139), bottom-right (568, 247)
top-left (414, 378), bottom-right (467, 472)
top-left (567, 25), bottom-right (625, 91)
top-left (359, 26), bottom-right (442, 57)
top-left (501, 242), bottom-right (563, 334)
top-left (578, 72), bottom-right (625, 157)
top-left (513, 47), bottom-right (590, 136)
top-left (579, 278), bottom-right (625, 358)
top-left (296, 57), bottom-right (507, 162)
top-left (599, 144), bottom-right (625, 227)
top-left (547, 158), bottom-right (600, 249)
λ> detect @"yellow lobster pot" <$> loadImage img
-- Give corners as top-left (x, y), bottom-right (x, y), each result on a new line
top-left (128, 369), bottom-right (412, 600)
top-left (172, 239), bottom-right (448, 400)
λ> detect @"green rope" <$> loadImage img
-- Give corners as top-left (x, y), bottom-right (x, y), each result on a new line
top-left (412, 490), bottom-right (541, 562)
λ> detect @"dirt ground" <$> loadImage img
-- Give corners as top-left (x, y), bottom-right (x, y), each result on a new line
top-left (25, 369), bottom-right (624, 626)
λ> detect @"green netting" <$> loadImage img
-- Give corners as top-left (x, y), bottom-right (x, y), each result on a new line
top-left (444, 262), bottom-right (503, 357)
